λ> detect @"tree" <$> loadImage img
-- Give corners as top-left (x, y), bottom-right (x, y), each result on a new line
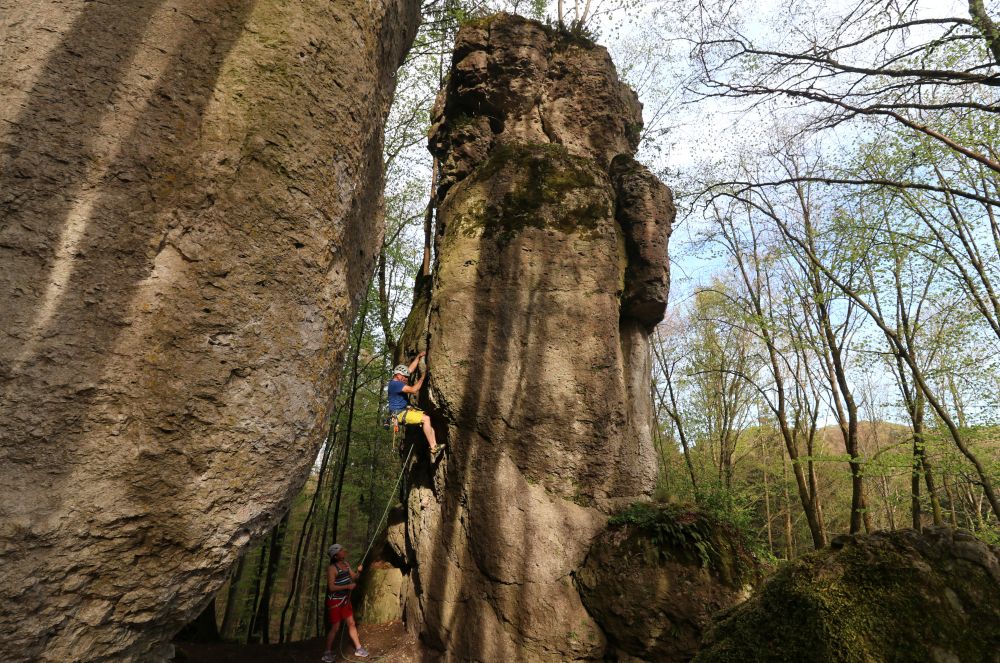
top-left (688, 0), bottom-right (1000, 201)
top-left (674, 0), bottom-right (1000, 527)
top-left (709, 148), bottom-right (1000, 525)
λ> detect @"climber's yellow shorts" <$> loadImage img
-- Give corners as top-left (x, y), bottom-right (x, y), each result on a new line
top-left (397, 408), bottom-right (425, 425)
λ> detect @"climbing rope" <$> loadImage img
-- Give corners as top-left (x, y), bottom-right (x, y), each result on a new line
top-left (358, 442), bottom-right (414, 568)
top-left (331, 442), bottom-right (415, 662)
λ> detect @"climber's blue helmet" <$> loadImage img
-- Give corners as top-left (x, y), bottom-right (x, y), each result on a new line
top-left (392, 364), bottom-right (410, 378)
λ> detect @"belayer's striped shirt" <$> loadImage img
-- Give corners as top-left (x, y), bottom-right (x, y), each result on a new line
top-left (327, 564), bottom-right (352, 607)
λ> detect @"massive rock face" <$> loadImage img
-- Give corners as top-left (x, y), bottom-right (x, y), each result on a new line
top-left (395, 15), bottom-right (674, 661)
top-left (0, 1), bottom-right (419, 660)
top-left (694, 528), bottom-right (1000, 663)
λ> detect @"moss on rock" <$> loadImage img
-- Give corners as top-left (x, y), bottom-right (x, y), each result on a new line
top-left (694, 527), bottom-right (1000, 663)
top-left (607, 502), bottom-right (760, 587)
top-left (449, 142), bottom-right (612, 245)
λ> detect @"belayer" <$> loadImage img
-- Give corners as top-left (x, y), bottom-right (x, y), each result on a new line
top-left (388, 350), bottom-right (443, 455)
top-left (321, 544), bottom-right (368, 661)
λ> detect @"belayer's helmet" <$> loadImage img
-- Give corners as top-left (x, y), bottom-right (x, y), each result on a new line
top-left (393, 364), bottom-right (410, 377)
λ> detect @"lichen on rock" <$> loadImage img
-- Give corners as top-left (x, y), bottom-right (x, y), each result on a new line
top-left (0, 1), bottom-right (420, 660)
top-left (447, 142), bottom-right (613, 245)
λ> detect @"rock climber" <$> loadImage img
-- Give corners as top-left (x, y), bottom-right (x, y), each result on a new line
top-left (388, 350), bottom-right (442, 455)
top-left (322, 544), bottom-right (368, 661)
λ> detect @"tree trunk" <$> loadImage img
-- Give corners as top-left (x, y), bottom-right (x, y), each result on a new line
top-left (250, 514), bottom-right (289, 644)
top-left (312, 431), bottom-right (342, 637)
top-left (782, 451), bottom-right (795, 559)
top-left (922, 456), bottom-right (944, 526)
top-left (220, 553), bottom-right (248, 640)
top-left (942, 472), bottom-right (960, 527)
top-left (762, 437), bottom-right (774, 555)
top-left (376, 250), bottom-right (397, 357)
top-left (333, 297), bottom-right (369, 544)
top-left (279, 396), bottom-right (347, 643)
top-left (243, 543), bottom-right (269, 644)
top-left (175, 598), bottom-right (220, 642)
top-left (803, 207), bottom-right (864, 535)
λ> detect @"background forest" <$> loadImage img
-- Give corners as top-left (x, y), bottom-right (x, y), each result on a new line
top-left (194, 0), bottom-right (1000, 643)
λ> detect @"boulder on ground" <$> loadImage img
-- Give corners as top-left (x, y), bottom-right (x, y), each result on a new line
top-left (356, 562), bottom-right (405, 625)
top-left (694, 527), bottom-right (1000, 663)
top-left (578, 502), bottom-right (759, 662)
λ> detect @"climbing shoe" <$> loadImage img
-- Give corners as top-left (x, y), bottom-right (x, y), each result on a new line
top-left (355, 646), bottom-right (370, 658)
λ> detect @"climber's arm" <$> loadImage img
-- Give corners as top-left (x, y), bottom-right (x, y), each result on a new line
top-left (401, 351), bottom-right (426, 394)
top-left (407, 350), bottom-right (425, 375)
top-left (401, 373), bottom-right (425, 394)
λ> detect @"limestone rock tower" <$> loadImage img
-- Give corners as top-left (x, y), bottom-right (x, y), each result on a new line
top-left (395, 14), bottom-right (674, 661)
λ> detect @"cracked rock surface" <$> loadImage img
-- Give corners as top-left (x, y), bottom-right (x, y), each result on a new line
top-left (0, 1), bottom-right (418, 660)
top-left (394, 14), bottom-right (674, 661)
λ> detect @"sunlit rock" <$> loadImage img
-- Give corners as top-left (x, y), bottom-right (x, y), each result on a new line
top-left (0, 1), bottom-right (419, 660)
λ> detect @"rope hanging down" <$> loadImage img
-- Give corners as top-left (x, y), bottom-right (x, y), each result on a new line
top-left (358, 442), bottom-right (414, 568)
top-left (337, 442), bottom-right (415, 662)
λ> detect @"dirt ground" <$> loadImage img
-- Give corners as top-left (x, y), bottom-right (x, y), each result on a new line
top-left (173, 621), bottom-right (440, 663)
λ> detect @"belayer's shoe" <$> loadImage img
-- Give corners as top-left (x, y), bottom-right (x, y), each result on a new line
top-left (354, 646), bottom-right (370, 658)
top-left (320, 650), bottom-right (335, 662)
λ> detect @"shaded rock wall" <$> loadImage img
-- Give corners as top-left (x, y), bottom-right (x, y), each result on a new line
top-left (0, 1), bottom-right (419, 660)
top-left (396, 14), bottom-right (674, 661)
top-left (694, 527), bottom-right (1000, 663)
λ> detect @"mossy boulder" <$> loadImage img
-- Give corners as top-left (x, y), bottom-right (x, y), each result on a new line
top-left (355, 562), bottom-right (405, 625)
top-left (577, 503), bottom-right (760, 662)
top-left (694, 527), bottom-right (1000, 663)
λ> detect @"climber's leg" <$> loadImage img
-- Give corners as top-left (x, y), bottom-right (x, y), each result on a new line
top-left (421, 414), bottom-right (439, 452)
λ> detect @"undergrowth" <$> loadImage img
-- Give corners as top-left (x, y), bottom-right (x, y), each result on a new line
top-left (610, 502), bottom-right (719, 569)
top-left (609, 501), bottom-right (764, 586)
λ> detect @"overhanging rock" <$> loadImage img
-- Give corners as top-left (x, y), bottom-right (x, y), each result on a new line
top-left (0, 1), bottom-right (419, 660)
